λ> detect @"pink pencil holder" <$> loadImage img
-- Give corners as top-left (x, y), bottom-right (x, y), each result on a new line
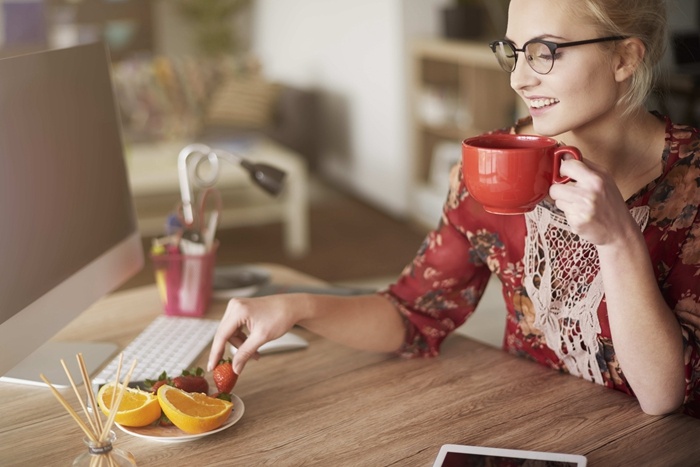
top-left (150, 242), bottom-right (218, 317)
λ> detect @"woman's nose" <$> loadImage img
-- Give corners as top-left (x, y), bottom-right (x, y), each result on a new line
top-left (510, 58), bottom-right (539, 92)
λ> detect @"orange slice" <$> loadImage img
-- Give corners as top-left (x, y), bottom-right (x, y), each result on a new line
top-left (156, 385), bottom-right (233, 434)
top-left (97, 383), bottom-right (161, 427)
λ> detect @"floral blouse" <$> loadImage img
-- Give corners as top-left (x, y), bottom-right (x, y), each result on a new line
top-left (381, 114), bottom-right (700, 418)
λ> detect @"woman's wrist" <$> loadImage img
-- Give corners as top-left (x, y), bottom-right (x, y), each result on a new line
top-left (595, 219), bottom-right (647, 263)
top-left (288, 293), bottom-right (319, 325)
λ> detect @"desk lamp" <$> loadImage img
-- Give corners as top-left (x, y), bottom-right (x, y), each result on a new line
top-left (177, 143), bottom-right (286, 226)
top-left (177, 143), bottom-right (287, 292)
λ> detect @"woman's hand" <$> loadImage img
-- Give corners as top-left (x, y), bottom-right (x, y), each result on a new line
top-left (548, 158), bottom-right (637, 246)
top-left (207, 294), bottom-right (309, 375)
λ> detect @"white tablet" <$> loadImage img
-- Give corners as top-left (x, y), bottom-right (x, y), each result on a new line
top-left (432, 444), bottom-right (587, 466)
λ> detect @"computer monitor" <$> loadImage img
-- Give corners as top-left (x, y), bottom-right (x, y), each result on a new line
top-left (0, 42), bottom-right (144, 387)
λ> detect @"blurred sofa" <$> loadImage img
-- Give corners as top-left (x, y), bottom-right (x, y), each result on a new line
top-left (112, 55), bottom-right (319, 168)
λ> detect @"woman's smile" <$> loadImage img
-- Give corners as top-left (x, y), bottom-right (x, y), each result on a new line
top-left (529, 97), bottom-right (560, 109)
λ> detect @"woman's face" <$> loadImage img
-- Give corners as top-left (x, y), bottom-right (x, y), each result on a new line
top-left (506, 0), bottom-right (623, 137)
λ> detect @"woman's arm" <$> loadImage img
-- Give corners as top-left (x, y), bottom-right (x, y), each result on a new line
top-left (208, 292), bottom-right (405, 374)
top-left (597, 229), bottom-right (685, 415)
top-left (551, 159), bottom-right (686, 414)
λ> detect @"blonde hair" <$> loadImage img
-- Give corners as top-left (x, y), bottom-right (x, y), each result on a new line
top-left (565, 0), bottom-right (667, 115)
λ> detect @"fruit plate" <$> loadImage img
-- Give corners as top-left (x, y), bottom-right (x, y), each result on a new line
top-left (116, 393), bottom-right (244, 443)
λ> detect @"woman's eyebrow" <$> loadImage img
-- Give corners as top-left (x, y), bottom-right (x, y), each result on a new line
top-left (539, 34), bottom-right (569, 42)
top-left (504, 34), bottom-right (570, 45)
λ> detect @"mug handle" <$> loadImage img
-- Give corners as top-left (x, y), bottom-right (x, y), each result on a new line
top-left (553, 146), bottom-right (583, 183)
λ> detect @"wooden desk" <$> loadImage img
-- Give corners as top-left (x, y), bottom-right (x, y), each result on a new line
top-left (1, 265), bottom-right (699, 466)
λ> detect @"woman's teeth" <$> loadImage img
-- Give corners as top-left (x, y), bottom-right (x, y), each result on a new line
top-left (530, 98), bottom-right (559, 109)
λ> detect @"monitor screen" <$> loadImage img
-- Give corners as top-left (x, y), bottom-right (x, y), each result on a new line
top-left (0, 42), bottom-right (143, 386)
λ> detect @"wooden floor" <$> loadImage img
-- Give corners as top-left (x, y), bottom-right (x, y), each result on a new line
top-left (119, 180), bottom-right (429, 291)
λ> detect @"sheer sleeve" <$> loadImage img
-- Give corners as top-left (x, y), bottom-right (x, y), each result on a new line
top-left (379, 164), bottom-right (493, 358)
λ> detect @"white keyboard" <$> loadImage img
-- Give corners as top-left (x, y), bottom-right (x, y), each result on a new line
top-left (92, 316), bottom-right (220, 386)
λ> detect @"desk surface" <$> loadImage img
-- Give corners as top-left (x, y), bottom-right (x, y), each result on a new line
top-left (1, 264), bottom-right (699, 466)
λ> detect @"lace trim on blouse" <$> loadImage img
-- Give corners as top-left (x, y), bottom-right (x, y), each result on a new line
top-left (523, 204), bottom-right (650, 384)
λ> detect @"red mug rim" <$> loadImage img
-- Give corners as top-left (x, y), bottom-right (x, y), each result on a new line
top-left (463, 134), bottom-right (559, 150)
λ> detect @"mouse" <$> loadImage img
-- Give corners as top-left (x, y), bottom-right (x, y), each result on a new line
top-left (230, 331), bottom-right (309, 355)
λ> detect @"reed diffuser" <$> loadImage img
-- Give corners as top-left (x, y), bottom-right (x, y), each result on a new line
top-left (40, 353), bottom-right (138, 466)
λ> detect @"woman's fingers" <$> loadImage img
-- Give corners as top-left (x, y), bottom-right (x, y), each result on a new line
top-left (207, 300), bottom-right (248, 371)
top-left (207, 295), bottom-right (296, 373)
top-left (231, 332), bottom-right (269, 375)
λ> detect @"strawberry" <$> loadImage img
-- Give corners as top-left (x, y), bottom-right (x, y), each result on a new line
top-left (171, 367), bottom-right (209, 394)
top-left (212, 358), bottom-right (238, 394)
top-left (145, 371), bottom-right (171, 394)
top-left (157, 413), bottom-right (173, 427)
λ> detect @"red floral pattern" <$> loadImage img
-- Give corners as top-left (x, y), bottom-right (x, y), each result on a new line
top-left (382, 115), bottom-right (700, 417)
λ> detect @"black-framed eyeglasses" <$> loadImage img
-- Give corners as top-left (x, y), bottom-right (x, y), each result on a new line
top-left (489, 36), bottom-right (627, 75)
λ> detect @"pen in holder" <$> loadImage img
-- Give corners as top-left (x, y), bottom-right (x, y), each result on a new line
top-left (151, 240), bottom-right (219, 317)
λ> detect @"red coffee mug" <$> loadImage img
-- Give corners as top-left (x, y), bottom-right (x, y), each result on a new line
top-left (461, 134), bottom-right (582, 214)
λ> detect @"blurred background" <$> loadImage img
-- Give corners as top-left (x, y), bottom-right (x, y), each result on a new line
top-left (0, 0), bottom-right (697, 291)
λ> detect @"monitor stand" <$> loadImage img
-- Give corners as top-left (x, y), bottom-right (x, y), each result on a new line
top-left (0, 341), bottom-right (118, 388)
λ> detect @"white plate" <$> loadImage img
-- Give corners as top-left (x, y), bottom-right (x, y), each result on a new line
top-left (116, 393), bottom-right (244, 443)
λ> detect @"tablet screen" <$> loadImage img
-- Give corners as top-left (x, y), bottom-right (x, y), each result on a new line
top-left (433, 444), bottom-right (587, 467)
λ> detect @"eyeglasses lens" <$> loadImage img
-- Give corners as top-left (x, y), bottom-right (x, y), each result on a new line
top-left (524, 41), bottom-right (554, 74)
top-left (494, 42), bottom-right (516, 72)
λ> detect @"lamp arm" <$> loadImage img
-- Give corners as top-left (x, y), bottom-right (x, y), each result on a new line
top-left (210, 148), bottom-right (244, 165)
top-left (209, 148), bottom-right (287, 197)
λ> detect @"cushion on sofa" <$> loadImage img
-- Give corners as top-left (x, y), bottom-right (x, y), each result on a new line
top-left (203, 75), bottom-right (280, 130)
top-left (113, 56), bottom-right (216, 142)
top-left (112, 55), bottom-right (256, 143)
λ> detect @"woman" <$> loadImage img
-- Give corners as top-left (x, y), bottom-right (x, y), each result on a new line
top-left (208, 0), bottom-right (700, 418)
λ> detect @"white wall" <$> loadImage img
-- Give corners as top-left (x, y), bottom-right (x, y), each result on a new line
top-left (251, 0), bottom-right (444, 216)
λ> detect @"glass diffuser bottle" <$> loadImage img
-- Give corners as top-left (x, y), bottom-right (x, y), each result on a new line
top-left (72, 431), bottom-right (136, 466)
